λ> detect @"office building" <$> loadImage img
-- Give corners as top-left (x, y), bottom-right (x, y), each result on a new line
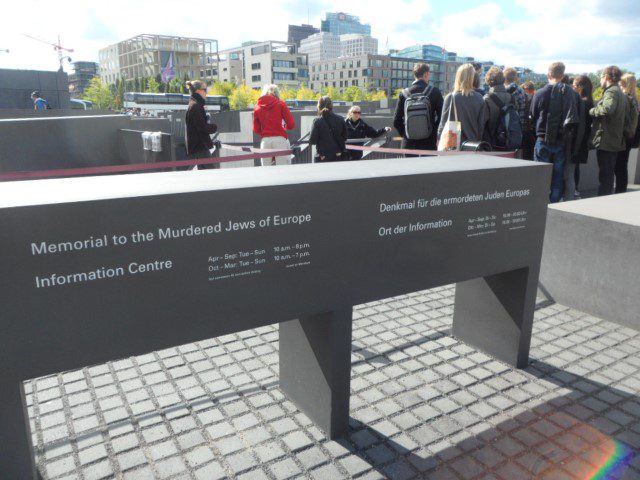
top-left (309, 54), bottom-right (425, 95)
top-left (99, 34), bottom-right (218, 85)
top-left (321, 12), bottom-right (371, 36)
top-left (299, 33), bottom-right (340, 65)
top-left (220, 41), bottom-right (309, 89)
top-left (340, 34), bottom-right (378, 58)
top-left (68, 61), bottom-right (99, 98)
top-left (288, 24), bottom-right (320, 48)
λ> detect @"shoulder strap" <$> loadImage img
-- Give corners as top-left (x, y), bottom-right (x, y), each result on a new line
top-left (489, 93), bottom-right (505, 110)
top-left (322, 115), bottom-right (343, 148)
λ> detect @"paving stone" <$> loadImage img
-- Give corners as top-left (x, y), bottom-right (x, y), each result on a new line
top-left (26, 286), bottom-right (640, 480)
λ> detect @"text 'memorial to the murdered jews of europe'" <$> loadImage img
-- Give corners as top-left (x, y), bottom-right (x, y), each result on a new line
top-left (0, 157), bottom-right (551, 478)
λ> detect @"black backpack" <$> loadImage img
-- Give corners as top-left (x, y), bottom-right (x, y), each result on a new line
top-left (487, 93), bottom-right (522, 150)
top-left (403, 85), bottom-right (434, 140)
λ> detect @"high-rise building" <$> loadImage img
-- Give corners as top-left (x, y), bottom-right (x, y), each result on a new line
top-left (339, 34), bottom-right (378, 58)
top-left (288, 24), bottom-right (320, 48)
top-left (309, 54), bottom-right (426, 96)
top-left (395, 44), bottom-right (446, 62)
top-left (219, 41), bottom-right (308, 90)
top-left (68, 61), bottom-right (99, 98)
top-left (99, 34), bottom-right (219, 85)
top-left (321, 12), bottom-right (371, 36)
top-left (299, 32), bottom-right (340, 65)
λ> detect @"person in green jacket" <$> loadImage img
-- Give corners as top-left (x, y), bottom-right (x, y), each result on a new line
top-left (589, 66), bottom-right (627, 196)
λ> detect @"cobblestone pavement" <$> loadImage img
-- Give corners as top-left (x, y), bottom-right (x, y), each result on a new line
top-left (27, 285), bottom-right (640, 480)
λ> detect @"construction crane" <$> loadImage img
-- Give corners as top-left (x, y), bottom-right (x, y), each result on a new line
top-left (22, 34), bottom-right (74, 71)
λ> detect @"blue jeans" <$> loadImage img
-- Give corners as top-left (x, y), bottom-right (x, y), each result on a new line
top-left (534, 139), bottom-right (565, 203)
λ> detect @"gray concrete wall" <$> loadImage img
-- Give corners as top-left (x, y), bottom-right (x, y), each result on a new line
top-left (577, 148), bottom-right (640, 192)
top-left (0, 115), bottom-right (139, 172)
top-left (0, 109), bottom-right (115, 119)
top-left (117, 129), bottom-right (175, 165)
top-left (540, 192), bottom-right (640, 330)
top-left (0, 69), bottom-right (70, 109)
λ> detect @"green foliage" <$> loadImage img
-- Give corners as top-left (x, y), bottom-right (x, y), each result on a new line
top-left (392, 88), bottom-right (404, 99)
top-left (322, 86), bottom-right (342, 101)
top-left (116, 78), bottom-right (125, 109)
top-left (278, 85), bottom-right (298, 101)
top-left (210, 80), bottom-right (236, 97)
top-left (297, 84), bottom-right (316, 100)
top-left (82, 76), bottom-right (115, 110)
top-left (343, 86), bottom-right (365, 102)
top-left (146, 77), bottom-right (160, 93)
top-left (230, 83), bottom-right (260, 110)
top-left (593, 86), bottom-right (604, 101)
top-left (366, 90), bottom-right (388, 101)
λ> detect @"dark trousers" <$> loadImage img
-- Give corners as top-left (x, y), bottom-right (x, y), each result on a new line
top-left (189, 149), bottom-right (219, 170)
top-left (401, 136), bottom-right (437, 158)
top-left (597, 150), bottom-right (617, 196)
top-left (615, 147), bottom-right (631, 193)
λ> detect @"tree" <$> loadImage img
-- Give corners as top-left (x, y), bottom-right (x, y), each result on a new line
top-left (392, 88), bottom-right (404, 99)
top-left (322, 86), bottom-right (342, 100)
top-left (115, 78), bottom-right (125, 109)
top-left (210, 80), bottom-right (236, 97)
top-left (134, 77), bottom-right (141, 92)
top-left (279, 85), bottom-right (298, 101)
top-left (83, 76), bottom-right (116, 110)
top-left (147, 77), bottom-right (160, 93)
top-left (366, 90), bottom-right (387, 101)
top-left (343, 86), bottom-right (365, 102)
top-left (230, 83), bottom-right (260, 110)
top-left (297, 84), bottom-right (316, 100)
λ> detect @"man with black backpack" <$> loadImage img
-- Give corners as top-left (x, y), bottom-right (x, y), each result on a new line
top-left (482, 67), bottom-right (522, 152)
top-left (393, 63), bottom-right (443, 156)
top-left (531, 62), bottom-right (578, 203)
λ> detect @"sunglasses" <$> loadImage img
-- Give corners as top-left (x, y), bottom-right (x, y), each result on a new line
top-left (352, 111), bottom-right (361, 114)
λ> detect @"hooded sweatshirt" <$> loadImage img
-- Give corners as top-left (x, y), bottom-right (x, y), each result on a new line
top-left (253, 95), bottom-right (296, 138)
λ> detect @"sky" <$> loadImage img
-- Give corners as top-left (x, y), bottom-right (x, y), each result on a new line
top-left (0, 0), bottom-right (638, 75)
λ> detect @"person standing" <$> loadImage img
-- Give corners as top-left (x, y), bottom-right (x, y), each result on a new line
top-left (309, 96), bottom-right (347, 162)
top-left (31, 91), bottom-right (49, 110)
top-left (589, 66), bottom-right (628, 196)
top-left (185, 80), bottom-right (218, 170)
top-left (562, 75), bottom-right (585, 201)
top-left (614, 73), bottom-right (639, 193)
top-left (437, 63), bottom-right (485, 144)
top-left (482, 67), bottom-right (515, 149)
top-left (520, 81), bottom-right (537, 160)
top-left (504, 68), bottom-right (529, 135)
top-left (530, 62), bottom-right (578, 203)
top-left (572, 76), bottom-right (595, 195)
top-left (472, 62), bottom-right (486, 95)
top-left (345, 106), bottom-right (390, 160)
top-left (253, 84), bottom-right (296, 166)
top-left (393, 63), bottom-right (444, 156)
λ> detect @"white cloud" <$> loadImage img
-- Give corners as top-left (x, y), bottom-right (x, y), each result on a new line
top-left (0, 0), bottom-right (637, 74)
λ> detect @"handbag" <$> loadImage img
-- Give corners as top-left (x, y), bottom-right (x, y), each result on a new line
top-left (322, 115), bottom-right (349, 160)
top-left (438, 94), bottom-right (462, 151)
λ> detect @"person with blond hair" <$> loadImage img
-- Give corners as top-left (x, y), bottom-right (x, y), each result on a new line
top-left (345, 106), bottom-right (390, 160)
top-left (614, 73), bottom-right (639, 193)
top-left (253, 84), bottom-right (296, 166)
top-left (438, 63), bottom-right (485, 144)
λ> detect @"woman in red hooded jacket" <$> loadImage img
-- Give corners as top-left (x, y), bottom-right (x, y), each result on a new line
top-left (253, 84), bottom-right (296, 166)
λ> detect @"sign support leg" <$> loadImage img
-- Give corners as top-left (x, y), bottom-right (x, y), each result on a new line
top-left (279, 307), bottom-right (353, 439)
top-left (453, 267), bottom-right (538, 368)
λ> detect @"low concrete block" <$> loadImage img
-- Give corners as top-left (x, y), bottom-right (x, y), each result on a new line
top-left (540, 191), bottom-right (640, 329)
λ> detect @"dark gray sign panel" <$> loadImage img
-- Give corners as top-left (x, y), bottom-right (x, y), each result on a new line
top-left (0, 157), bottom-right (551, 478)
